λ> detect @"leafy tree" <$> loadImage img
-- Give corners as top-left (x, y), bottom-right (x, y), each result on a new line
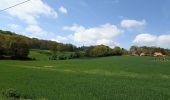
top-left (10, 36), bottom-right (29, 58)
top-left (129, 46), bottom-right (167, 56)
top-left (0, 31), bottom-right (29, 59)
top-left (0, 34), bottom-right (6, 56)
top-left (112, 47), bottom-right (123, 55)
top-left (89, 45), bottom-right (110, 57)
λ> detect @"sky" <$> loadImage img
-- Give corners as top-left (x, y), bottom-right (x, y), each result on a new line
top-left (0, 0), bottom-right (170, 49)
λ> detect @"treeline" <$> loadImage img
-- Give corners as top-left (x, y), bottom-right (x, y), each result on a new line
top-left (129, 46), bottom-right (170, 56)
top-left (1, 29), bottom-right (170, 60)
top-left (79, 45), bottom-right (128, 57)
top-left (0, 33), bottom-right (29, 59)
top-left (29, 38), bottom-right (76, 52)
top-left (0, 30), bottom-right (76, 59)
top-left (0, 29), bottom-right (128, 60)
top-left (49, 45), bottom-right (128, 60)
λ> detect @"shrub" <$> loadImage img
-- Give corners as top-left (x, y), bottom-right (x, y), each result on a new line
top-left (49, 55), bottom-right (58, 60)
top-left (31, 57), bottom-right (36, 61)
top-left (2, 88), bottom-right (20, 99)
top-left (73, 52), bottom-right (81, 58)
top-left (0, 56), bottom-right (4, 60)
top-left (68, 53), bottom-right (74, 59)
top-left (58, 55), bottom-right (67, 60)
top-left (87, 45), bottom-right (110, 57)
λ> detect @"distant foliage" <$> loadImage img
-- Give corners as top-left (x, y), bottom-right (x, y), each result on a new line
top-left (0, 29), bottom-right (77, 60)
top-left (165, 49), bottom-right (170, 56)
top-left (85, 45), bottom-right (126, 57)
top-left (58, 55), bottom-right (67, 60)
top-left (0, 32), bottom-right (29, 59)
top-left (1, 29), bottom-right (169, 60)
top-left (29, 38), bottom-right (76, 52)
top-left (129, 46), bottom-right (169, 56)
top-left (49, 51), bottom-right (81, 60)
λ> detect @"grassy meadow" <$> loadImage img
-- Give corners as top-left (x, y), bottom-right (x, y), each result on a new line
top-left (0, 50), bottom-right (170, 100)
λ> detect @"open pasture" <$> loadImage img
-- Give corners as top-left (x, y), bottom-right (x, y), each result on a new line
top-left (0, 55), bottom-right (170, 100)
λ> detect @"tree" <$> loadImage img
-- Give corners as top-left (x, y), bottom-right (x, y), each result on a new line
top-left (129, 46), bottom-right (141, 56)
top-left (0, 34), bottom-right (6, 56)
top-left (112, 47), bottom-right (123, 55)
top-left (129, 46), bottom-right (167, 56)
top-left (56, 43), bottom-right (65, 52)
top-left (0, 31), bottom-right (30, 59)
top-left (9, 36), bottom-right (29, 58)
top-left (89, 45), bottom-right (110, 57)
top-left (122, 48), bottom-right (128, 55)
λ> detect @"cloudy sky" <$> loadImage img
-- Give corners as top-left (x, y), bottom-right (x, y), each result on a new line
top-left (0, 0), bottom-right (170, 49)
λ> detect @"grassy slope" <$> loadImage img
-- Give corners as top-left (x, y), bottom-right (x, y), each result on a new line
top-left (0, 51), bottom-right (170, 100)
top-left (29, 49), bottom-right (51, 61)
top-left (29, 49), bottom-right (76, 61)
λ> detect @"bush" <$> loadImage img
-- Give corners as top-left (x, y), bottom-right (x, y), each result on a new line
top-left (112, 47), bottom-right (123, 56)
top-left (1, 88), bottom-right (35, 100)
top-left (2, 88), bottom-right (20, 99)
top-left (87, 45), bottom-right (110, 57)
top-left (73, 52), bottom-right (81, 58)
top-left (58, 55), bottom-right (67, 60)
top-left (31, 57), bottom-right (36, 61)
top-left (49, 55), bottom-right (58, 60)
top-left (0, 56), bottom-right (4, 60)
top-left (68, 53), bottom-right (74, 59)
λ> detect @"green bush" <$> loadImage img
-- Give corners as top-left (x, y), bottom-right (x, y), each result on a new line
top-left (68, 53), bottom-right (74, 59)
top-left (58, 55), bottom-right (67, 60)
top-left (73, 52), bottom-right (81, 58)
top-left (2, 88), bottom-right (20, 99)
top-left (49, 55), bottom-right (58, 60)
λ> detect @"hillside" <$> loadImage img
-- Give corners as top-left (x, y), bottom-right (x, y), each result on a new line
top-left (0, 29), bottom-right (77, 60)
top-left (1, 29), bottom-right (170, 60)
top-left (0, 56), bottom-right (170, 100)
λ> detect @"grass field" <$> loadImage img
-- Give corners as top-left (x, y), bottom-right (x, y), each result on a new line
top-left (0, 51), bottom-right (170, 100)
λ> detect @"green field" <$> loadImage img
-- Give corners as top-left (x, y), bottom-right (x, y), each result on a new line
top-left (0, 51), bottom-right (170, 100)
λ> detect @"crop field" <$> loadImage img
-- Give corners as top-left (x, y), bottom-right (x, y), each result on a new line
top-left (0, 52), bottom-right (170, 100)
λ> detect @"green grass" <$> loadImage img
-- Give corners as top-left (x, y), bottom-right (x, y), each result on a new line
top-left (29, 49), bottom-right (76, 60)
top-left (29, 50), bottom-right (51, 60)
top-left (0, 51), bottom-right (170, 100)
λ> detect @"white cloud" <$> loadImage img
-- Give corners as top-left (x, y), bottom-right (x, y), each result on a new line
top-left (25, 25), bottom-right (57, 39)
top-left (121, 19), bottom-right (146, 29)
top-left (96, 39), bottom-right (119, 48)
top-left (59, 6), bottom-right (67, 14)
top-left (8, 24), bottom-right (20, 30)
top-left (26, 25), bottom-right (43, 34)
top-left (158, 35), bottom-right (170, 47)
top-left (0, 0), bottom-right (58, 38)
top-left (133, 33), bottom-right (170, 48)
top-left (133, 34), bottom-right (157, 46)
top-left (25, 25), bottom-right (48, 37)
top-left (0, 0), bottom-right (57, 25)
top-left (51, 36), bottom-right (68, 43)
top-left (63, 23), bottom-right (123, 47)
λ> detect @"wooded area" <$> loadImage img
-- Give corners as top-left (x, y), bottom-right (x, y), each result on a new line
top-left (0, 29), bottom-right (170, 60)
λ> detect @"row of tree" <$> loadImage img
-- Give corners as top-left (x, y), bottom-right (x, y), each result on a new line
top-left (80, 45), bottom-right (128, 57)
top-left (129, 46), bottom-right (170, 56)
top-left (0, 33), bottom-right (29, 59)
top-left (29, 38), bottom-right (76, 52)
top-left (0, 30), bottom-right (76, 59)
top-left (1, 29), bottom-right (170, 60)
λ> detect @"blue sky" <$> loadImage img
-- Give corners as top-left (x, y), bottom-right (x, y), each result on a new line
top-left (0, 0), bottom-right (170, 49)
